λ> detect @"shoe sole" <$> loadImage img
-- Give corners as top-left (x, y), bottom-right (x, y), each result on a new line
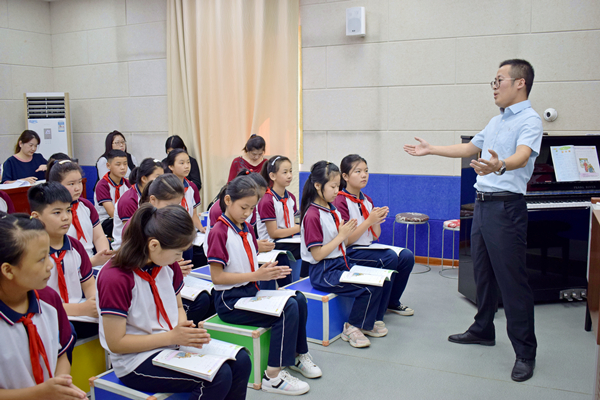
top-left (288, 365), bottom-right (322, 379)
top-left (511, 373), bottom-right (534, 382)
top-left (361, 330), bottom-right (388, 338)
top-left (448, 337), bottom-right (495, 346)
top-left (262, 385), bottom-right (310, 396)
top-left (341, 334), bottom-right (370, 348)
top-left (388, 309), bottom-right (414, 316)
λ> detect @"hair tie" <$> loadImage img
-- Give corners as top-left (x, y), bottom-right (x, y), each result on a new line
top-left (153, 159), bottom-right (161, 163)
top-left (250, 134), bottom-right (256, 137)
top-left (58, 159), bottom-right (71, 164)
top-left (271, 156), bottom-right (281, 166)
top-left (245, 170), bottom-right (250, 175)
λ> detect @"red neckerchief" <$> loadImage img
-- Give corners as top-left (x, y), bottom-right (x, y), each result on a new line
top-left (17, 291), bottom-right (53, 384)
top-left (218, 216), bottom-right (260, 290)
top-left (337, 191), bottom-right (378, 240)
top-left (134, 267), bottom-right (173, 330)
top-left (102, 173), bottom-right (124, 202)
top-left (181, 178), bottom-right (191, 211)
top-left (267, 188), bottom-right (291, 228)
top-left (70, 201), bottom-right (86, 242)
top-left (327, 207), bottom-right (350, 270)
top-left (50, 251), bottom-right (69, 303)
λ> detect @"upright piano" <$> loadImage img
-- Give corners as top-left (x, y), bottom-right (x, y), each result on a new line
top-left (458, 134), bottom-right (600, 304)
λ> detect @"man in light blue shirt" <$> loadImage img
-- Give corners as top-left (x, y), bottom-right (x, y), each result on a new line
top-left (404, 59), bottom-right (541, 382)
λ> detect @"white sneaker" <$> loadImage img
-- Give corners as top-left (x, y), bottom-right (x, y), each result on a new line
top-left (289, 353), bottom-right (322, 378)
top-left (261, 369), bottom-right (310, 395)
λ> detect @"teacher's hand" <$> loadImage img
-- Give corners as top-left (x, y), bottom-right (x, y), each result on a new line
top-left (36, 164), bottom-right (47, 172)
top-left (470, 149), bottom-right (501, 176)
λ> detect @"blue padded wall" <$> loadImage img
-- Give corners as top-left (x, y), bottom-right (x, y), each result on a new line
top-left (81, 165), bottom-right (98, 201)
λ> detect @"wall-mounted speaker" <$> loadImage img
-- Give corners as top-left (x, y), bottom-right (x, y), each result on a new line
top-left (346, 7), bottom-right (365, 36)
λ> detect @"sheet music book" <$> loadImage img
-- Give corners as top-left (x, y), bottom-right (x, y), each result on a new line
top-left (234, 290), bottom-right (296, 317)
top-left (181, 276), bottom-right (214, 301)
top-left (256, 249), bottom-right (296, 264)
top-left (339, 265), bottom-right (396, 287)
top-left (152, 339), bottom-right (244, 382)
top-left (352, 243), bottom-right (406, 257)
top-left (551, 145), bottom-right (600, 182)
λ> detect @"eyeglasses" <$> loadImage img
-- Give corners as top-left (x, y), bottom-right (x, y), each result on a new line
top-left (490, 77), bottom-right (522, 89)
top-left (113, 140), bottom-right (126, 145)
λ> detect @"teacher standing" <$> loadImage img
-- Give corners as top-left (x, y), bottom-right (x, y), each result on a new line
top-left (1, 130), bottom-right (47, 184)
top-left (227, 134), bottom-right (267, 182)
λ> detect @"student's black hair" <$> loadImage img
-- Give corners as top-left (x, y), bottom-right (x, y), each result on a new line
top-left (47, 158), bottom-right (84, 183)
top-left (165, 135), bottom-right (188, 153)
top-left (106, 149), bottom-right (128, 162)
top-left (242, 134), bottom-right (265, 152)
top-left (130, 158), bottom-right (163, 186)
top-left (218, 175), bottom-right (260, 213)
top-left (0, 213), bottom-right (46, 269)
top-left (99, 131), bottom-right (136, 171)
top-left (27, 182), bottom-right (73, 213)
top-left (15, 130), bottom-right (41, 154)
top-left (163, 148), bottom-right (188, 175)
top-left (140, 174), bottom-right (185, 204)
top-left (300, 161), bottom-right (341, 222)
top-left (260, 155), bottom-right (291, 187)
top-left (339, 154), bottom-right (367, 190)
top-left (499, 59), bottom-right (535, 97)
top-left (237, 169), bottom-right (268, 189)
top-left (113, 204), bottom-right (195, 271)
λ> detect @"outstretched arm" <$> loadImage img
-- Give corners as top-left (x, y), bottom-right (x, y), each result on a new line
top-left (404, 137), bottom-right (480, 158)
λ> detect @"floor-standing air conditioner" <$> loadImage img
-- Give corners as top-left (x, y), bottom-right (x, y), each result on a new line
top-left (24, 92), bottom-right (72, 159)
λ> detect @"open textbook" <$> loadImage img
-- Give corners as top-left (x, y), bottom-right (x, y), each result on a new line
top-left (234, 289), bottom-right (296, 317)
top-left (276, 235), bottom-right (301, 244)
top-left (550, 145), bottom-right (600, 182)
top-left (0, 179), bottom-right (46, 190)
top-left (153, 339), bottom-right (245, 382)
top-left (180, 276), bottom-right (214, 301)
top-left (352, 243), bottom-right (405, 257)
top-left (257, 249), bottom-right (296, 264)
top-left (340, 265), bottom-right (396, 287)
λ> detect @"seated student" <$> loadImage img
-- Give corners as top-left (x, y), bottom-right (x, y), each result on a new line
top-left (29, 182), bottom-right (98, 340)
top-left (47, 159), bottom-right (113, 267)
top-left (2, 130), bottom-right (47, 184)
top-left (0, 190), bottom-right (15, 213)
top-left (94, 149), bottom-right (131, 238)
top-left (112, 158), bottom-right (163, 250)
top-left (208, 175), bottom-right (321, 395)
top-left (96, 131), bottom-right (137, 180)
top-left (227, 134), bottom-right (267, 182)
top-left (97, 204), bottom-right (251, 398)
top-left (300, 161), bottom-right (392, 349)
top-left (0, 212), bottom-right (85, 400)
top-left (164, 135), bottom-right (202, 192)
top-left (164, 149), bottom-right (203, 233)
top-left (333, 154), bottom-right (415, 316)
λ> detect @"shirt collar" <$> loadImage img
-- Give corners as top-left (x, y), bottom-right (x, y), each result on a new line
top-left (311, 202), bottom-right (337, 212)
top-left (341, 188), bottom-right (365, 201)
top-left (500, 99), bottom-right (531, 117)
top-left (134, 184), bottom-right (142, 198)
top-left (219, 214), bottom-right (249, 234)
top-left (269, 188), bottom-right (289, 201)
top-left (106, 174), bottom-right (125, 186)
top-left (0, 290), bottom-right (41, 326)
top-left (183, 178), bottom-right (190, 189)
top-left (49, 235), bottom-right (72, 254)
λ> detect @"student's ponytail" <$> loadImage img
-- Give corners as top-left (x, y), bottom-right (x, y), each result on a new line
top-left (300, 161), bottom-right (340, 222)
top-left (237, 169), bottom-right (268, 192)
top-left (132, 158), bottom-right (164, 186)
top-left (113, 203), bottom-right (195, 270)
top-left (0, 213), bottom-right (46, 268)
top-left (139, 174), bottom-right (184, 204)
top-left (339, 154), bottom-right (367, 191)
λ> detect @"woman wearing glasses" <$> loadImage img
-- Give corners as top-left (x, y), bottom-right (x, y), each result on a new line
top-left (96, 130), bottom-right (138, 180)
top-left (1, 130), bottom-right (48, 184)
top-left (227, 134), bottom-right (267, 182)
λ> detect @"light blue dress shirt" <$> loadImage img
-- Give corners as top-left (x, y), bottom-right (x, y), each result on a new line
top-left (471, 100), bottom-right (543, 195)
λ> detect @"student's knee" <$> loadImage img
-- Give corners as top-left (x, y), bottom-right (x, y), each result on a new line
top-left (283, 297), bottom-right (300, 320)
top-left (209, 362), bottom-right (233, 393)
top-left (233, 350), bottom-right (252, 377)
top-left (294, 291), bottom-right (307, 312)
top-left (399, 249), bottom-right (415, 269)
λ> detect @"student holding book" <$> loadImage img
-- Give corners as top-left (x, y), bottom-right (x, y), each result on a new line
top-left (300, 161), bottom-right (393, 348)
top-left (94, 149), bottom-right (131, 238)
top-left (97, 204), bottom-right (251, 399)
top-left (0, 212), bottom-right (85, 399)
top-left (208, 175), bottom-right (321, 396)
top-left (333, 154), bottom-right (416, 316)
top-left (47, 158), bottom-right (113, 267)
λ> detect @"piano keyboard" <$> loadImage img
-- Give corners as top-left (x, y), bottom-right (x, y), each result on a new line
top-left (526, 200), bottom-right (591, 210)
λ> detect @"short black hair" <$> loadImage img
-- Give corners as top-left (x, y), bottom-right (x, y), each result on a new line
top-left (499, 59), bottom-right (534, 97)
top-left (106, 149), bottom-right (128, 162)
top-left (243, 134), bottom-right (265, 152)
top-left (27, 181), bottom-right (73, 213)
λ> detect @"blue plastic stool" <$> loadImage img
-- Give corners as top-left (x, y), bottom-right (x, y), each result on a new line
top-left (90, 370), bottom-right (190, 400)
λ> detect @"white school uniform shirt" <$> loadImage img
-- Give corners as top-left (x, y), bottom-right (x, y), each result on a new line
top-left (0, 287), bottom-right (74, 389)
top-left (94, 174), bottom-right (131, 223)
top-left (182, 178), bottom-right (201, 218)
top-left (67, 198), bottom-right (100, 257)
top-left (48, 235), bottom-right (94, 305)
top-left (256, 188), bottom-right (298, 241)
top-left (97, 261), bottom-right (184, 378)
top-left (332, 189), bottom-right (375, 247)
top-left (112, 185), bottom-right (141, 250)
top-left (206, 214), bottom-right (259, 291)
top-left (301, 202), bottom-right (345, 264)
top-left (204, 202), bottom-right (256, 254)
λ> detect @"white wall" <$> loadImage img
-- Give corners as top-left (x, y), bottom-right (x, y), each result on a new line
top-left (0, 0), bottom-right (53, 162)
top-left (300, 0), bottom-right (600, 175)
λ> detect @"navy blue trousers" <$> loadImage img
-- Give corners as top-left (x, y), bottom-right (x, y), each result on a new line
top-left (467, 197), bottom-right (537, 360)
top-left (308, 256), bottom-right (392, 330)
top-left (182, 291), bottom-right (215, 326)
top-left (258, 254), bottom-right (293, 290)
top-left (120, 349), bottom-right (251, 400)
top-left (347, 247), bottom-right (414, 308)
top-left (214, 283), bottom-right (308, 368)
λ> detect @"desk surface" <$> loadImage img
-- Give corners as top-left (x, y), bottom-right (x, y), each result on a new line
top-left (3, 178), bottom-right (87, 214)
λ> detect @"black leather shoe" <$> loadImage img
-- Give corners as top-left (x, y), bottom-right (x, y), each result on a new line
top-left (448, 331), bottom-right (495, 346)
top-left (511, 358), bottom-right (535, 382)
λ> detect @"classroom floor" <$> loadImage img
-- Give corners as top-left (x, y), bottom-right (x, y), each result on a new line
top-left (246, 264), bottom-right (596, 400)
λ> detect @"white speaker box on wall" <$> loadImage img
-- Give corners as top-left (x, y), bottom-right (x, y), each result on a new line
top-left (346, 7), bottom-right (365, 36)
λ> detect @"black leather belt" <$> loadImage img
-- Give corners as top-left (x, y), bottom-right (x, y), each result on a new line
top-left (476, 191), bottom-right (523, 202)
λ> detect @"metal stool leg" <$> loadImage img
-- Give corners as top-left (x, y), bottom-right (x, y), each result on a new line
top-left (441, 226), bottom-right (446, 271)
